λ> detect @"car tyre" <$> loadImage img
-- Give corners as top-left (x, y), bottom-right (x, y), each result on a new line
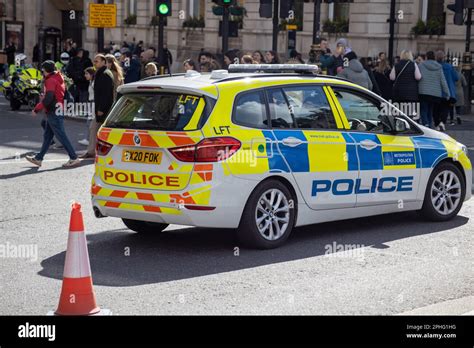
top-left (122, 218), bottom-right (169, 234)
top-left (420, 162), bottom-right (465, 221)
top-left (237, 179), bottom-right (296, 249)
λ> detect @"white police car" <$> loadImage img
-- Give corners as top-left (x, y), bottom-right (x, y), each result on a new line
top-left (91, 65), bottom-right (472, 249)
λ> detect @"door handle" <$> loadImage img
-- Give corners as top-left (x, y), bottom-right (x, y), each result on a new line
top-left (282, 137), bottom-right (303, 147)
top-left (359, 139), bottom-right (378, 150)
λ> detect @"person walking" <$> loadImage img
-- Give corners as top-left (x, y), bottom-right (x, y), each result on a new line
top-left (435, 51), bottom-right (458, 131)
top-left (79, 54), bottom-right (114, 158)
top-left (105, 53), bottom-right (124, 101)
top-left (26, 61), bottom-right (79, 168)
top-left (337, 52), bottom-right (372, 90)
top-left (78, 67), bottom-right (95, 146)
top-left (449, 66), bottom-right (467, 125)
top-left (389, 50), bottom-right (421, 118)
top-left (417, 51), bottom-right (450, 128)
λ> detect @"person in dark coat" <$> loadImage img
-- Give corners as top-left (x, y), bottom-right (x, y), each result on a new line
top-left (66, 48), bottom-right (88, 103)
top-left (5, 41), bottom-right (16, 66)
top-left (435, 50), bottom-right (458, 131)
top-left (122, 51), bottom-right (141, 84)
top-left (80, 54), bottom-right (114, 158)
top-left (81, 50), bottom-right (93, 69)
top-left (389, 50), bottom-right (421, 117)
top-left (373, 59), bottom-right (393, 101)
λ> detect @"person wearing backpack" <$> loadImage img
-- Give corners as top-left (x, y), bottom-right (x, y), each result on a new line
top-left (389, 50), bottom-right (421, 118)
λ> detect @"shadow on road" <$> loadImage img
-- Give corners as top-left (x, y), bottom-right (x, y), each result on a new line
top-left (0, 159), bottom-right (93, 179)
top-left (38, 211), bottom-right (469, 287)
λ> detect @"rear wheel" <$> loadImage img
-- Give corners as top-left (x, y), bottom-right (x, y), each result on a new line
top-left (420, 162), bottom-right (465, 221)
top-left (237, 179), bottom-right (295, 249)
top-left (122, 219), bottom-right (169, 234)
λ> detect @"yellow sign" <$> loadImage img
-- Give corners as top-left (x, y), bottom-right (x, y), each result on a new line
top-left (89, 3), bottom-right (117, 28)
top-left (286, 24), bottom-right (298, 30)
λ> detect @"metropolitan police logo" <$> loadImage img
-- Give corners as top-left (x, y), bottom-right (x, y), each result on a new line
top-left (133, 133), bottom-right (141, 146)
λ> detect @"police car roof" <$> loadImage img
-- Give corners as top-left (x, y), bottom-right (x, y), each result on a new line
top-left (117, 70), bottom-right (353, 98)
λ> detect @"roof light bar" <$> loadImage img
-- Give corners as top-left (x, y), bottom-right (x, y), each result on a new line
top-left (228, 64), bottom-right (320, 73)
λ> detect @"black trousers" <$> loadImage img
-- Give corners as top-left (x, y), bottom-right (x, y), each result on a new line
top-left (433, 99), bottom-right (450, 126)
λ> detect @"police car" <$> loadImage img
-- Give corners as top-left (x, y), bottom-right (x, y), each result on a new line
top-left (91, 64), bottom-right (471, 249)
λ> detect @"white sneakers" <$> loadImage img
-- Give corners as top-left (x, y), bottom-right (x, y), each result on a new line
top-left (78, 139), bottom-right (89, 146)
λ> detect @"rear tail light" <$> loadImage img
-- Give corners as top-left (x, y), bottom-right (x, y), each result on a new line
top-left (96, 138), bottom-right (113, 156)
top-left (169, 137), bottom-right (241, 162)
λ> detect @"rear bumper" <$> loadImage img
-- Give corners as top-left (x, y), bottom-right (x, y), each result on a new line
top-left (91, 173), bottom-right (258, 228)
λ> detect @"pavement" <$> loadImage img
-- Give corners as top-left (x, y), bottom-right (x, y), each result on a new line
top-left (0, 99), bottom-right (473, 315)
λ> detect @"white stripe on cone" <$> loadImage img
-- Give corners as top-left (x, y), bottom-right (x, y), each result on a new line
top-left (63, 232), bottom-right (92, 278)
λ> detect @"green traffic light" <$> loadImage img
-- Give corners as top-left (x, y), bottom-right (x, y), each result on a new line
top-left (223, 0), bottom-right (231, 3)
top-left (158, 4), bottom-right (169, 15)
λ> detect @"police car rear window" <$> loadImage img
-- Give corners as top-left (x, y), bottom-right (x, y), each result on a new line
top-left (104, 93), bottom-right (205, 131)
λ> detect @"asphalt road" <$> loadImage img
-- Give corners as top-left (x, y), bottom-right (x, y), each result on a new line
top-left (0, 99), bottom-right (473, 315)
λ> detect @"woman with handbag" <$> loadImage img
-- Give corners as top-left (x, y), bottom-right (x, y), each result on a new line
top-left (389, 50), bottom-right (421, 118)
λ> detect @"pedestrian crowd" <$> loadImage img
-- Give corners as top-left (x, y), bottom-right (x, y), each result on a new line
top-left (181, 38), bottom-right (467, 131)
top-left (1, 36), bottom-right (468, 169)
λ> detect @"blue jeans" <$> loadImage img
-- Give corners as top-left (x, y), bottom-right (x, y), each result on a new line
top-left (35, 112), bottom-right (77, 161)
top-left (420, 101), bottom-right (434, 128)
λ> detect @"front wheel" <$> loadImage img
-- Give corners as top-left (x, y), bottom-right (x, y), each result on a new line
top-left (420, 162), bottom-right (465, 221)
top-left (237, 180), bottom-right (296, 249)
top-left (28, 94), bottom-right (40, 110)
top-left (122, 219), bottom-right (169, 234)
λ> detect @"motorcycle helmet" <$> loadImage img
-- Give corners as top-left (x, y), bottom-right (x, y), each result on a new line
top-left (15, 53), bottom-right (27, 67)
top-left (60, 52), bottom-right (70, 64)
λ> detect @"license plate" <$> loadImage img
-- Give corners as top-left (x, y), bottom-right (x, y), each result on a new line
top-left (122, 149), bottom-right (162, 164)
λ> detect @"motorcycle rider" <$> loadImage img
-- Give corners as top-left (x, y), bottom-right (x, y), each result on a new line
top-left (55, 52), bottom-right (70, 74)
top-left (26, 60), bottom-right (80, 168)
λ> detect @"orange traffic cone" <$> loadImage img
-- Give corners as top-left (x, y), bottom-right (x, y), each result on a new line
top-left (55, 202), bottom-right (100, 315)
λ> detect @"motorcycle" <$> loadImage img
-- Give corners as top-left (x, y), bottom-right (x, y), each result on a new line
top-left (0, 66), bottom-right (43, 111)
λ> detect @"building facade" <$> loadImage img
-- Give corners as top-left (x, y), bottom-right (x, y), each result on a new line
top-left (1, 0), bottom-right (473, 70)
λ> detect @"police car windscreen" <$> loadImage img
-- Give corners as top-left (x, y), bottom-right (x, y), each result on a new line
top-left (104, 93), bottom-right (205, 131)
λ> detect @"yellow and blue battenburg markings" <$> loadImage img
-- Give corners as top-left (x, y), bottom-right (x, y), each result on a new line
top-left (256, 130), bottom-right (461, 174)
top-left (411, 136), bottom-right (448, 168)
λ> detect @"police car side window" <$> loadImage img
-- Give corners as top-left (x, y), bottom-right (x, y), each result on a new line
top-left (282, 86), bottom-right (337, 130)
top-left (233, 91), bottom-right (268, 128)
top-left (266, 88), bottom-right (295, 128)
top-left (332, 89), bottom-right (383, 133)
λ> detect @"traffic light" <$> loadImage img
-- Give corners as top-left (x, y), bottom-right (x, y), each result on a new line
top-left (259, 0), bottom-right (272, 18)
top-left (280, 0), bottom-right (294, 19)
top-left (213, 0), bottom-right (236, 6)
top-left (156, 0), bottom-right (171, 17)
top-left (447, 0), bottom-right (464, 25)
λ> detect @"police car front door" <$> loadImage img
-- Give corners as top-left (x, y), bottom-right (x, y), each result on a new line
top-left (267, 85), bottom-right (357, 210)
top-left (330, 87), bottom-right (421, 207)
